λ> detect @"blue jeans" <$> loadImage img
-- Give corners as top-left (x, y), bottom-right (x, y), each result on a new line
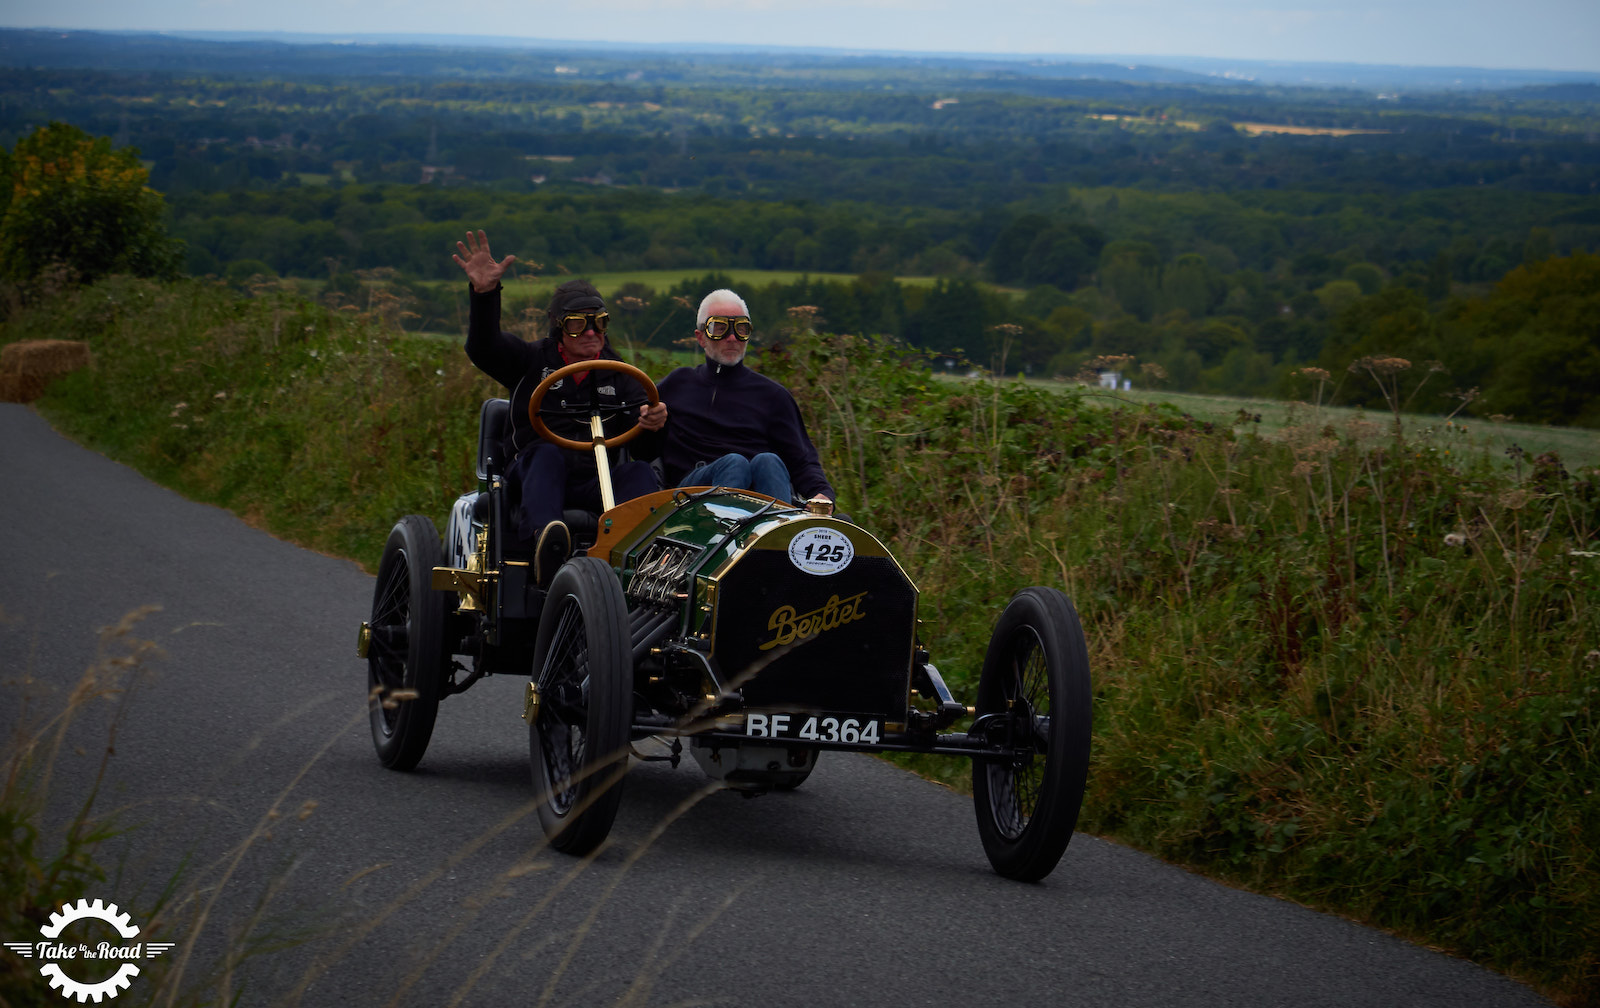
top-left (680, 452), bottom-right (793, 503)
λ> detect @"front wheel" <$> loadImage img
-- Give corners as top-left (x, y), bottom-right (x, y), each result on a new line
top-left (972, 587), bottom-right (1092, 882)
top-left (366, 515), bottom-right (449, 770)
top-left (529, 556), bottom-right (632, 855)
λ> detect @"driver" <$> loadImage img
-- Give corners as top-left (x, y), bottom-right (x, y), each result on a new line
top-left (454, 230), bottom-right (667, 585)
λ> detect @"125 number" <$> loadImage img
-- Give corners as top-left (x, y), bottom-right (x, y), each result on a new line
top-left (802, 542), bottom-right (849, 563)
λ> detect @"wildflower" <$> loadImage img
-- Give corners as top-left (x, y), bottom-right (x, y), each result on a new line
top-left (1351, 355), bottom-right (1411, 375)
top-left (1444, 532), bottom-right (1466, 548)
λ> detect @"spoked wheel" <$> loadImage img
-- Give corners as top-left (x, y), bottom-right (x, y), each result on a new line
top-left (972, 587), bottom-right (1092, 882)
top-left (366, 515), bottom-right (449, 770)
top-left (529, 556), bottom-right (632, 855)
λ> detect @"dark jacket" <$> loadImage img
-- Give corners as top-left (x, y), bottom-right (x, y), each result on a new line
top-left (635, 358), bottom-right (835, 500)
top-left (465, 284), bottom-right (650, 468)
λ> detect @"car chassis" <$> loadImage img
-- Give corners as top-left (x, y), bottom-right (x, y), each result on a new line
top-left (359, 359), bottom-right (1092, 881)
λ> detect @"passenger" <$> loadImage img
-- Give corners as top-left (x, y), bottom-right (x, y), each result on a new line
top-left (635, 288), bottom-right (835, 512)
top-left (453, 229), bottom-right (667, 585)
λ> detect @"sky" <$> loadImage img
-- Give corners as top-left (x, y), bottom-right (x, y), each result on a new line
top-left (3, 0), bottom-right (1598, 73)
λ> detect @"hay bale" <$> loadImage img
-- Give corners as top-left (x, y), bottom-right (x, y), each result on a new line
top-left (0, 339), bottom-right (93, 402)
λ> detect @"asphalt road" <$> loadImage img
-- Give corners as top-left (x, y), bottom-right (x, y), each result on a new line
top-left (0, 402), bottom-right (1554, 1008)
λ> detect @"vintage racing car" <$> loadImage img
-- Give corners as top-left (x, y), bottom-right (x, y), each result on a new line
top-left (358, 359), bottom-right (1092, 881)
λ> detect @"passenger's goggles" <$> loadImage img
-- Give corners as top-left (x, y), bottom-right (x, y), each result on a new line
top-left (558, 311), bottom-right (609, 335)
top-left (702, 315), bottom-right (753, 341)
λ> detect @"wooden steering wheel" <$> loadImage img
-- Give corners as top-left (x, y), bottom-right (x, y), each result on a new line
top-left (527, 359), bottom-right (660, 452)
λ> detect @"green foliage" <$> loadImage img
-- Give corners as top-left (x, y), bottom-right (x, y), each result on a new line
top-left (0, 122), bottom-right (181, 294)
top-left (758, 328), bottom-right (1600, 1006)
top-left (1314, 253), bottom-right (1600, 425)
top-left (1461, 252), bottom-right (1600, 426)
top-left (0, 797), bottom-right (113, 1007)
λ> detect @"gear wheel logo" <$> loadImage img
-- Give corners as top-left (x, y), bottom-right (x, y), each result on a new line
top-left (3, 898), bottom-right (175, 1003)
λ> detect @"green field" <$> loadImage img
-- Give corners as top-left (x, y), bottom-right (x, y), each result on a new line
top-left (937, 374), bottom-right (1600, 474)
top-left (1105, 387), bottom-right (1600, 471)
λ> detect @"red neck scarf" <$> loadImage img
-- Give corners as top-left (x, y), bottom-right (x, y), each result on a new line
top-left (557, 341), bottom-right (594, 383)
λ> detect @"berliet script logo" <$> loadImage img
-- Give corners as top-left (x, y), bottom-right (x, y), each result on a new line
top-left (759, 590), bottom-right (869, 651)
top-left (4, 898), bottom-right (174, 1003)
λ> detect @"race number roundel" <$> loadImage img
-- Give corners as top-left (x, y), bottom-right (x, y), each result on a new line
top-left (787, 527), bottom-right (854, 576)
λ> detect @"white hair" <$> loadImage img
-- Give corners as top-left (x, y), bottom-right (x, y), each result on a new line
top-left (696, 288), bottom-right (749, 329)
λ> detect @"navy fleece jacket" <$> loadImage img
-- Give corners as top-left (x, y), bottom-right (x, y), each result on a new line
top-left (635, 359), bottom-right (835, 501)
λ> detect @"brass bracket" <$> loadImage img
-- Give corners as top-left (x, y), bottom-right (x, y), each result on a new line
top-left (522, 682), bottom-right (541, 725)
top-left (432, 565), bottom-right (492, 612)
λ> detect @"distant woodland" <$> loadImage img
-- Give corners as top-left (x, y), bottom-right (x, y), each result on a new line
top-left (2, 30), bottom-right (1598, 423)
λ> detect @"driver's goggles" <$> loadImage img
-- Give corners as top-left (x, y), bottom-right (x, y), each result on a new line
top-left (558, 311), bottom-right (609, 335)
top-left (702, 315), bottom-right (753, 341)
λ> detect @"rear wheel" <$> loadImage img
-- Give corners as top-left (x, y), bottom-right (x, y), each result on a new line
top-left (529, 556), bottom-right (632, 855)
top-left (367, 515), bottom-right (449, 770)
top-left (972, 587), bottom-right (1092, 882)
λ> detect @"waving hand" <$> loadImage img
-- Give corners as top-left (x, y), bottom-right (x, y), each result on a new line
top-left (453, 229), bottom-right (517, 293)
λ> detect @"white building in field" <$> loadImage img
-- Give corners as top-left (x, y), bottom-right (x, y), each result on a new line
top-left (1099, 371), bottom-right (1132, 391)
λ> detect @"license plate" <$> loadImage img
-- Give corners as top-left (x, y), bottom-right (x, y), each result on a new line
top-left (742, 711), bottom-right (884, 746)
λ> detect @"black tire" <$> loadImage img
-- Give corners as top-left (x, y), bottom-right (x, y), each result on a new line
top-left (529, 556), bottom-right (632, 855)
top-left (972, 587), bottom-right (1092, 882)
top-left (367, 515), bottom-right (449, 771)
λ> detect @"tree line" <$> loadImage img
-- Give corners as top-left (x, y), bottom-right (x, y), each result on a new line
top-left (3, 62), bottom-right (1598, 205)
